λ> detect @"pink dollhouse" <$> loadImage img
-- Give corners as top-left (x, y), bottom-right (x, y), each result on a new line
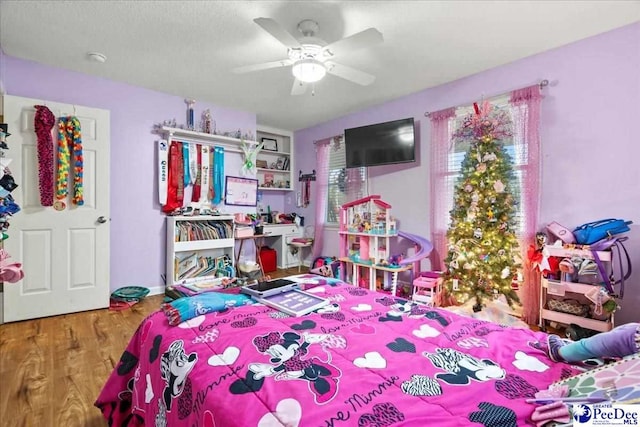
top-left (338, 195), bottom-right (410, 294)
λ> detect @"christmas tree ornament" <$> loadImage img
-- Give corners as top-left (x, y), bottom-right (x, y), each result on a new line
top-left (483, 152), bottom-right (497, 162)
top-left (493, 180), bottom-right (505, 193)
top-left (501, 267), bottom-right (511, 279)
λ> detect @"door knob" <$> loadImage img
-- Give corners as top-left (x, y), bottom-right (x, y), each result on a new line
top-left (97, 216), bottom-right (108, 224)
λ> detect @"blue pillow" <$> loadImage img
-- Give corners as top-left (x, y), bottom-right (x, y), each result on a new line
top-left (162, 292), bottom-right (253, 326)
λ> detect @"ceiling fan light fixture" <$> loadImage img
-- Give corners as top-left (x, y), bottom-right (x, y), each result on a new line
top-left (292, 59), bottom-right (326, 83)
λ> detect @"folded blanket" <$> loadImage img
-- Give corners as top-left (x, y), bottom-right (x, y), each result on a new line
top-left (161, 292), bottom-right (254, 326)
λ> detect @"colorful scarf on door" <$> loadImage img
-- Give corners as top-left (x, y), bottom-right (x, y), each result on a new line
top-left (56, 116), bottom-right (84, 205)
top-left (34, 105), bottom-right (55, 206)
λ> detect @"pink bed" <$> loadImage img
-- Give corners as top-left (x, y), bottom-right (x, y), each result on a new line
top-left (95, 278), bottom-right (577, 426)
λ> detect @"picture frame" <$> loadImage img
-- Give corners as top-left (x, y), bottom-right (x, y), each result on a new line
top-left (256, 159), bottom-right (268, 169)
top-left (224, 176), bottom-right (258, 207)
top-left (261, 137), bottom-right (278, 152)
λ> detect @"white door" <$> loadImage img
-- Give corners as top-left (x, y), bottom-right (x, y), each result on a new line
top-left (2, 95), bottom-right (110, 322)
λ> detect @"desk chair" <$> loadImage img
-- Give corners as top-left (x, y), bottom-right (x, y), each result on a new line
top-left (288, 226), bottom-right (314, 272)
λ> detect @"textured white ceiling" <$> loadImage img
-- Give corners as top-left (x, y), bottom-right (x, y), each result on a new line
top-left (1, 1), bottom-right (638, 131)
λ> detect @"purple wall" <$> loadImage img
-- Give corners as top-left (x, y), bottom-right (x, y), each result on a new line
top-left (294, 23), bottom-right (640, 324)
top-left (2, 54), bottom-right (286, 291)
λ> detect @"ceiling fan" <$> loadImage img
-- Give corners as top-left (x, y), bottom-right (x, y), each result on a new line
top-left (232, 17), bottom-right (383, 95)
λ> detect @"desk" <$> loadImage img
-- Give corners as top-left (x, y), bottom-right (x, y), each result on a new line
top-left (235, 234), bottom-right (267, 279)
top-left (262, 224), bottom-right (304, 269)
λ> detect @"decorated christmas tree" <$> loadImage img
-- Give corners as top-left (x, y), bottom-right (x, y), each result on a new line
top-left (441, 101), bottom-right (520, 310)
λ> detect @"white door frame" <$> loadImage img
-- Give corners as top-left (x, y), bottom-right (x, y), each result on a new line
top-left (2, 95), bottom-right (110, 322)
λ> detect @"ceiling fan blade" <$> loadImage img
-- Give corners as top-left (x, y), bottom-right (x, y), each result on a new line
top-left (322, 28), bottom-right (383, 58)
top-left (325, 62), bottom-right (376, 86)
top-left (254, 17), bottom-right (301, 49)
top-left (232, 59), bottom-right (293, 74)
top-left (291, 78), bottom-right (308, 96)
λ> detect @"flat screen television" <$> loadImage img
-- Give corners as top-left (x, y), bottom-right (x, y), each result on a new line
top-left (344, 117), bottom-right (415, 168)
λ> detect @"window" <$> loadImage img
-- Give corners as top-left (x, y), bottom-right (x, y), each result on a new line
top-left (444, 96), bottom-right (528, 235)
top-left (326, 142), bottom-right (367, 225)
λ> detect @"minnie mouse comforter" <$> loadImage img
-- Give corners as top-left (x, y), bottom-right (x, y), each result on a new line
top-left (95, 279), bottom-right (577, 426)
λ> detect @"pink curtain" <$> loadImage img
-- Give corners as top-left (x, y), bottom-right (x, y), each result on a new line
top-left (510, 85), bottom-right (543, 325)
top-left (429, 108), bottom-right (456, 271)
top-left (311, 139), bottom-right (331, 261)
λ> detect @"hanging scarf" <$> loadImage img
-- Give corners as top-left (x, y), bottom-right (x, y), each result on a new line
top-left (182, 141), bottom-right (190, 186)
top-left (208, 146), bottom-right (215, 202)
top-left (199, 145), bottom-right (210, 206)
top-left (212, 146), bottom-right (224, 205)
top-left (162, 141), bottom-right (184, 214)
top-left (188, 143), bottom-right (198, 185)
top-left (175, 142), bottom-right (184, 206)
top-left (158, 140), bottom-right (168, 205)
top-left (191, 144), bottom-right (202, 203)
top-left (56, 116), bottom-right (84, 205)
top-left (34, 105), bottom-right (55, 206)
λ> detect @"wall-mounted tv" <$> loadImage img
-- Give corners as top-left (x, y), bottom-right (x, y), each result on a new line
top-left (345, 117), bottom-right (416, 168)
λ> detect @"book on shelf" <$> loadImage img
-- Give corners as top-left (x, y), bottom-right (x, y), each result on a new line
top-left (176, 252), bottom-right (198, 280)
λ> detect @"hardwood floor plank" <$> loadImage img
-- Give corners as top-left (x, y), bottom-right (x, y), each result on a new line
top-left (0, 267), bottom-right (301, 427)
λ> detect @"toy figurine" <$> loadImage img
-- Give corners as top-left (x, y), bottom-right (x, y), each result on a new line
top-left (202, 109), bottom-right (213, 134)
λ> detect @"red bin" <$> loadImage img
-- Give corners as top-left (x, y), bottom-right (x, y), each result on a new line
top-left (259, 247), bottom-right (277, 273)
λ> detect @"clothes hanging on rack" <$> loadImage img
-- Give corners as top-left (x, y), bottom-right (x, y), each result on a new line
top-left (303, 179), bottom-right (311, 207)
top-left (56, 116), bottom-right (84, 206)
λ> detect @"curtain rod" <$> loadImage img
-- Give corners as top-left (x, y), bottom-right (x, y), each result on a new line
top-left (313, 134), bottom-right (343, 146)
top-left (424, 79), bottom-right (549, 117)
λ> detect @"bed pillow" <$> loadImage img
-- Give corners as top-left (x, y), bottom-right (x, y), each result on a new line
top-left (161, 292), bottom-right (254, 326)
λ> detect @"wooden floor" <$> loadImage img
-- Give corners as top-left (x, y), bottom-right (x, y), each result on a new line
top-left (0, 267), bottom-right (300, 427)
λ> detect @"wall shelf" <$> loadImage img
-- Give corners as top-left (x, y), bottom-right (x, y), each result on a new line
top-left (159, 125), bottom-right (294, 192)
top-left (256, 126), bottom-right (293, 191)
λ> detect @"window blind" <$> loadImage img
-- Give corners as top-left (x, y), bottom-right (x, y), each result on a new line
top-left (326, 142), bottom-right (367, 224)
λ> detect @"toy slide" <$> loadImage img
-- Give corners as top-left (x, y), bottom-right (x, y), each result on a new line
top-left (398, 231), bottom-right (433, 265)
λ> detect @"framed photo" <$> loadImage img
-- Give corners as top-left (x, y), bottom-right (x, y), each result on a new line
top-left (256, 159), bottom-right (268, 169)
top-left (261, 137), bottom-right (278, 152)
top-left (224, 176), bottom-right (258, 207)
